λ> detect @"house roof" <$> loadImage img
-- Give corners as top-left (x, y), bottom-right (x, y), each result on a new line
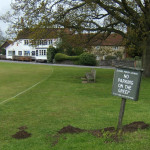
top-left (100, 34), bottom-right (123, 46)
top-left (59, 33), bottom-right (124, 47)
top-left (83, 33), bottom-right (124, 47)
top-left (0, 40), bottom-right (12, 51)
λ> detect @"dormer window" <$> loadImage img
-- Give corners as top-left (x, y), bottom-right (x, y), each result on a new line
top-left (24, 40), bottom-right (29, 45)
top-left (43, 40), bottom-right (47, 45)
top-left (38, 40), bottom-right (47, 45)
top-left (49, 40), bottom-right (53, 45)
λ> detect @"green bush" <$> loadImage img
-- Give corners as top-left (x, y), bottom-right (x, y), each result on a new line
top-left (79, 53), bottom-right (96, 66)
top-left (47, 47), bottom-right (63, 63)
top-left (55, 53), bottom-right (79, 61)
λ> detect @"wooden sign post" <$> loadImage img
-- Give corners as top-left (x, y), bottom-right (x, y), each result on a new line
top-left (117, 98), bottom-right (126, 129)
top-left (112, 67), bottom-right (143, 129)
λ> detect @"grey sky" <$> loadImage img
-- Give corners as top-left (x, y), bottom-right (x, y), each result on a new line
top-left (0, 0), bottom-right (12, 35)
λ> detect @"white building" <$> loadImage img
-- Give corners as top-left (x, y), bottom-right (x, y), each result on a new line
top-left (5, 28), bottom-right (69, 61)
top-left (6, 38), bottom-right (58, 60)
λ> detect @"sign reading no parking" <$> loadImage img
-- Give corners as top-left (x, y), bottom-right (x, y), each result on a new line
top-left (112, 67), bottom-right (143, 129)
top-left (112, 67), bottom-right (142, 101)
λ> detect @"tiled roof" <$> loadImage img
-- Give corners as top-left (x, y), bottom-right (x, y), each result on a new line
top-left (63, 33), bottom-right (124, 47)
top-left (81, 33), bottom-right (124, 46)
top-left (100, 34), bottom-right (123, 46)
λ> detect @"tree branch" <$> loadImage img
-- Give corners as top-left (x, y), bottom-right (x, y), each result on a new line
top-left (134, 0), bottom-right (146, 13)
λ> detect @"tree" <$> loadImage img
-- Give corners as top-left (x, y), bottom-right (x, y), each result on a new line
top-left (57, 31), bottom-right (85, 56)
top-left (2, 0), bottom-right (150, 77)
top-left (0, 28), bottom-right (5, 45)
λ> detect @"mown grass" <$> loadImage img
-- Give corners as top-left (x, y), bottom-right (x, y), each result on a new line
top-left (0, 62), bottom-right (150, 150)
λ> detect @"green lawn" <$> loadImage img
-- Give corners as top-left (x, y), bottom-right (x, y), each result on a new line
top-left (0, 62), bottom-right (150, 150)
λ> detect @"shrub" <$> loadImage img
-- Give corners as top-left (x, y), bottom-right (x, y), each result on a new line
top-left (79, 53), bottom-right (96, 66)
top-left (47, 47), bottom-right (63, 63)
top-left (47, 47), bottom-right (57, 62)
top-left (55, 53), bottom-right (79, 61)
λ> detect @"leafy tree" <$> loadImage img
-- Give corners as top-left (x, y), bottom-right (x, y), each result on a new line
top-left (2, 0), bottom-right (150, 76)
top-left (0, 28), bottom-right (5, 45)
top-left (125, 27), bottom-right (143, 58)
top-left (56, 31), bottom-right (85, 56)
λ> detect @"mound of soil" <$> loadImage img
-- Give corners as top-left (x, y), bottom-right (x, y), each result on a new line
top-left (122, 121), bottom-right (149, 132)
top-left (52, 121), bottom-right (149, 146)
top-left (12, 126), bottom-right (31, 139)
top-left (58, 125), bottom-right (85, 134)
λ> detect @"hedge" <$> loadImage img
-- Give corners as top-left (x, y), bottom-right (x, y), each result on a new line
top-left (55, 53), bottom-right (79, 61)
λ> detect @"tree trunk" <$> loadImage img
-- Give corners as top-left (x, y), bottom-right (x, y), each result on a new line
top-left (142, 35), bottom-right (150, 77)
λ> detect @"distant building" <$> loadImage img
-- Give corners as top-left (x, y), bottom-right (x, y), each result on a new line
top-left (5, 28), bottom-right (65, 60)
top-left (89, 34), bottom-right (125, 60)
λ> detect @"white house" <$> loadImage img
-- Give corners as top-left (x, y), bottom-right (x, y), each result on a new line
top-left (6, 38), bottom-right (58, 60)
top-left (5, 28), bottom-right (68, 61)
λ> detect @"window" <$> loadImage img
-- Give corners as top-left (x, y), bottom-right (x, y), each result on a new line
top-left (49, 40), bottom-right (53, 45)
top-left (39, 50), bottom-right (42, 55)
top-left (24, 40), bottom-right (29, 45)
top-left (32, 51), bottom-right (35, 56)
top-left (24, 51), bottom-right (30, 56)
top-left (36, 50), bottom-right (38, 56)
top-left (39, 40), bottom-right (42, 45)
top-left (42, 50), bottom-right (44, 55)
top-left (8, 51), bottom-right (15, 56)
top-left (96, 55), bottom-right (100, 60)
top-left (44, 50), bottom-right (46, 55)
top-left (8, 51), bottom-right (12, 56)
top-left (18, 51), bottom-right (22, 56)
top-left (38, 40), bottom-right (48, 45)
top-left (36, 49), bottom-right (47, 56)
top-left (96, 46), bottom-right (100, 50)
top-left (42, 40), bottom-right (47, 45)
top-left (113, 46), bottom-right (119, 50)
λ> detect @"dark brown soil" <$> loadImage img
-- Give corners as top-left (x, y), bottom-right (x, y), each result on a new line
top-left (122, 121), bottom-right (150, 132)
top-left (52, 121), bottom-right (149, 146)
top-left (12, 126), bottom-right (31, 139)
top-left (58, 125), bottom-right (86, 134)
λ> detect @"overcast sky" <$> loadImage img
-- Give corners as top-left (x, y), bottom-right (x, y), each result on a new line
top-left (0, 0), bottom-right (12, 35)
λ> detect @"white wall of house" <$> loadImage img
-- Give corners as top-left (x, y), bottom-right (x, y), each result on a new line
top-left (6, 38), bottom-right (58, 60)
